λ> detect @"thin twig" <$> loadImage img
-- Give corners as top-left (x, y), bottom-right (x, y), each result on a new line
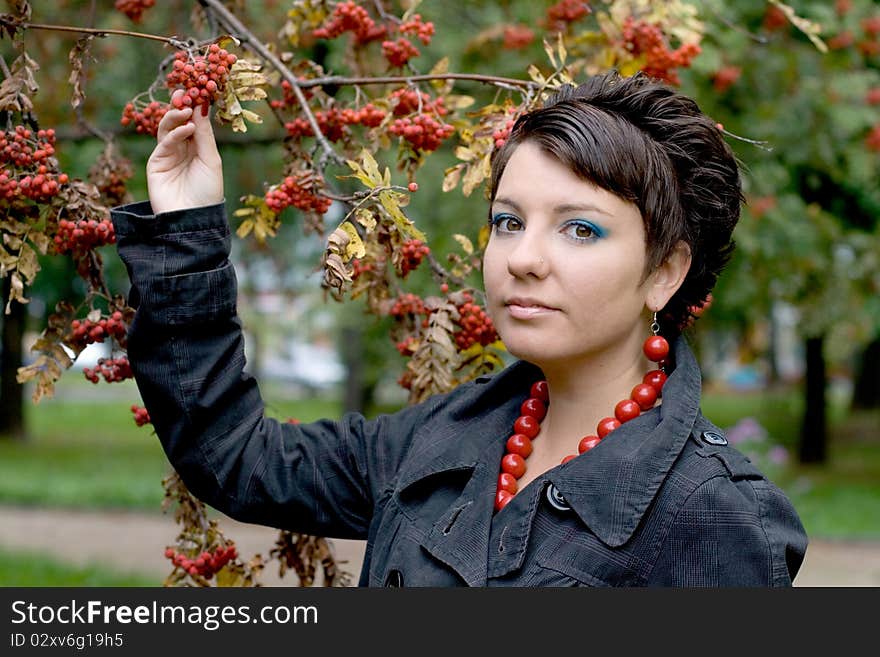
top-left (295, 72), bottom-right (535, 89)
top-left (12, 21), bottom-right (181, 45)
top-left (198, 0), bottom-right (346, 168)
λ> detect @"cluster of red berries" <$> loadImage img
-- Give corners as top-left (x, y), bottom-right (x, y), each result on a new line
top-left (382, 37), bottom-right (421, 68)
top-left (166, 44), bottom-right (236, 113)
top-left (503, 25), bottom-right (535, 50)
top-left (763, 5), bottom-right (788, 31)
top-left (312, 1), bottom-right (387, 44)
top-left (398, 239), bottom-right (430, 277)
top-left (390, 114), bottom-right (455, 152)
top-left (0, 126), bottom-right (56, 168)
top-left (0, 167), bottom-right (68, 202)
top-left (264, 173), bottom-right (332, 215)
top-left (131, 405), bottom-right (151, 427)
top-left (0, 127), bottom-right (69, 202)
top-left (351, 258), bottom-right (376, 280)
top-left (389, 292), bottom-right (428, 319)
top-left (621, 17), bottom-right (701, 86)
top-left (165, 544), bottom-right (238, 580)
top-left (866, 124), bottom-right (880, 152)
top-left (83, 356), bottom-right (133, 384)
top-left (391, 88), bottom-right (446, 116)
top-left (453, 293), bottom-right (498, 350)
top-left (546, 0), bottom-right (592, 31)
top-left (712, 66), bottom-right (741, 93)
top-left (400, 14), bottom-right (435, 45)
top-left (396, 337), bottom-right (418, 357)
top-left (492, 117), bottom-right (516, 150)
top-left (67, 312), bottom-right (128, 350)
top-left (867, 88), bottom-right (880, 105)
top-left (114, 0), bottom-right (155, 23)
top-left (269, 79), bottom-right (314, 111)
top-left (53, 217), bottom-right (115, 255)
top-left (120, 101), bottom-right (168, 137)
top-left (283, 103), bottom-right (386, 141)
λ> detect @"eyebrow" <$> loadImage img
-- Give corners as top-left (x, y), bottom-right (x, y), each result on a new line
top-left (492, 197), bottom-right (614, 217)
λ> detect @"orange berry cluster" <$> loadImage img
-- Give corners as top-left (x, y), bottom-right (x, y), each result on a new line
top-left (83, 356), bottom-right (133, 384)
top-left (712, 66), bottom-right (741, 93)
top-left (389, 292), bottom-right (428, 319)
top-left (621, 17), bottom-right (701, 86)
top-left (114, 0), bottom-right (155, 23)
top-left (283, 104), bottom-right (386, 142)
top-left (1, 126), bottom-right (56, 167)
top-left (165, 544), bottom-right (238, 580)
top-left (390, 114), bottom-right (454, 152)
top-left (0, 126), bottom-right (69, 202)
top-left (312, 1), bottom-right (387, 44)
top-left (131, 404), bottom-right (151, 427)
top-left (166, 44), bottom-right (236, 114)
top-left (388, 89), bottom-right (453, 152)
top-left (396, 337), bottom-right (418, 356)
top-left (120, 101), bottom-right (168, 137)
top-left (382, 13), bottom-right (434, 67)
top-left (503, 25), bottom-right (535, 50)
top-left (398, 238), bottom-right (430, 277)
top-left (351, 258), bottom-right (375, 280)
top-left (866, 124), bottom-right (880, 152)
top-left (400, 14), bottom-right (435, 45)
top-left (53, 217), bottom-right (115, 255)
top-left (546, 0), bottom-right (592, 31)
top-left (67, 312), bottom-right (128, 350)
top-left (391, 88), bottom-right (446, 116)
top-left (454, 293), bottom-right (498, 350)
top-left (0, 166), bottom-right (67, 202)
top-left (264, 173), bottom-right (332, 215)
top-left (269, 79), bottom-right (314, 111)
top-left (382, 37), bottom-right (420, 68)
top-left (493, 117), bottom-right (516, 149)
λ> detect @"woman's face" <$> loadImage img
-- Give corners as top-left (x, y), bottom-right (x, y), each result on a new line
top-left (483, 140), bottom-right (654, 369)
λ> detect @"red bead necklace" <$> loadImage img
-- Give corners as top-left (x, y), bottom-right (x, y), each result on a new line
top-left (494, 333), bottom-right (670, 512)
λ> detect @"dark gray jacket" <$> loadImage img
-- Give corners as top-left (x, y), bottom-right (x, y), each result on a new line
top-left (111, 201), bottom-right (809, 587)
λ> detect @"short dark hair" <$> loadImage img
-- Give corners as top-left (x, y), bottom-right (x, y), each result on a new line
top-left (488, 71), bottom-right (743, 336)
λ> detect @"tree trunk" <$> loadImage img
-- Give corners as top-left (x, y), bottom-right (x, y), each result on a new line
top-left (851, 336), bottom-right (880, 410)
top-left (341, 325), bottom-right (366, 414)
top-left (799, 335), bottom-right (827, 464)
top-left (0, 276), bottom-right (27, 440)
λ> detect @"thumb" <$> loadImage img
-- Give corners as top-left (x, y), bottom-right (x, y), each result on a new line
top-left (191, 102), bottom-right (221, 161)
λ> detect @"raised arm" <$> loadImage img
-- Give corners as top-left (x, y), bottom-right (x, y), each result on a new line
top-left (111, 92), bottom-right (426, 539)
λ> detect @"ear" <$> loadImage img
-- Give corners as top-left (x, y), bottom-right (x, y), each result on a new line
top-left (646, 241), bottom-right (691, 312)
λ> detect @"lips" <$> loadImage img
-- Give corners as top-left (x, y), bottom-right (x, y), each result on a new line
top-left (504, 297), bottom-right (559, 319)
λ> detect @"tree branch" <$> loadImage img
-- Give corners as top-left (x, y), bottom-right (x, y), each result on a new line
top-left (11, 21), bottom-right (182, 45)
top-left (198, 0), bottom-right (346, 168)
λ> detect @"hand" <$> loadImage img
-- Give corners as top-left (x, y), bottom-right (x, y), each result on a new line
top-left (147, 89), bottom-right (224, 214)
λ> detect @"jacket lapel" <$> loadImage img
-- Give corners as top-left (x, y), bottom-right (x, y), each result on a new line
top-left (546, 336), bottom-right (702, 548)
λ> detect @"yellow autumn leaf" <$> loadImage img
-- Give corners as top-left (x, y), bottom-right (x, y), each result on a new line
top-left (236, 218), bottom-right (255, 238)
top-left (340, 222), bottom-right (366, 259)
top-left (453, 234), bottom-right (473, 255)
top-left (443, 163), bottom-right (464, 192)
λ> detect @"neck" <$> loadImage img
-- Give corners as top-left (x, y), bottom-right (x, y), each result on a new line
top-left (534, 341), bottom-right (658, 452)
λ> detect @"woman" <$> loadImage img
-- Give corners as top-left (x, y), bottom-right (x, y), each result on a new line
top-left (111, 71), bottom-right (808, 586)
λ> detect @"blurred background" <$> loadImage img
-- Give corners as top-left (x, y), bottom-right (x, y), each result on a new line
top-left (0, 0), bottom-right (878, 586)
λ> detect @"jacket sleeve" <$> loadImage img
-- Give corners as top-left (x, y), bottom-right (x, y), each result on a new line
top-left (110, 201), bottom-right (427, 540)
top-left (647, 474), bottom-right (808, 587)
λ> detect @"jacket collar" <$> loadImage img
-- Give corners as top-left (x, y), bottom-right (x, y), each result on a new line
top-left (396, 336), bottom-right (702, 565)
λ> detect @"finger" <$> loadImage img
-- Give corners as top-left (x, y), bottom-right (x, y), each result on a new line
top-left (156, 106), bottom-right (194, 142)
top-left (150, 122), bottom-right (197, 166)
top-left (190, 101), bottom-right (221, 161)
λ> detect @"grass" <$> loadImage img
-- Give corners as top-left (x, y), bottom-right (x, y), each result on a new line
top-left (0, 547), bottom-right (159, 586)
top-left (1, 374), bottom-right (878, 540)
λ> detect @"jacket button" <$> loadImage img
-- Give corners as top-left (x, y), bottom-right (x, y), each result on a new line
top-left (545, 483), bottom-right (571, 512)
top-left (701, 430), bottom-right (728, 446)
top-left (384, 569), bottom-right (404, 587)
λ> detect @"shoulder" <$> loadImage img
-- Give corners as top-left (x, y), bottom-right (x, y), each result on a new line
top-left (652, 414), bottom-right (809, 586)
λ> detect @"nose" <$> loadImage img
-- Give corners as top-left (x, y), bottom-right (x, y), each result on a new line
top-left (506, 231), bottom-right (549, 279)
